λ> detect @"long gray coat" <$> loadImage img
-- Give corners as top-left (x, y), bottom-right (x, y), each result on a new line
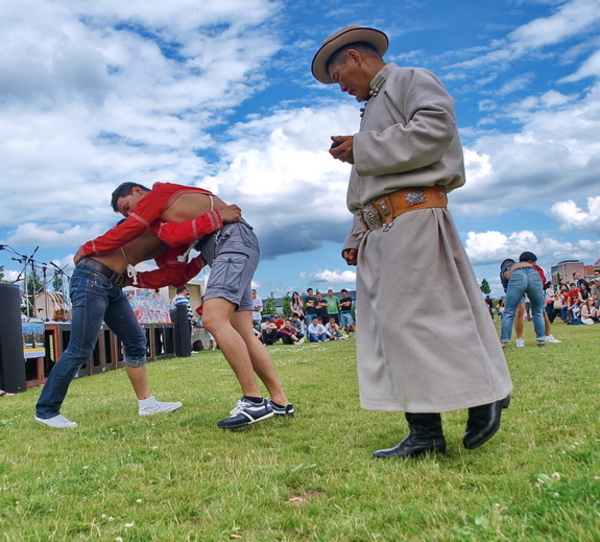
top-left (343, 64), bottom-right (512, 412)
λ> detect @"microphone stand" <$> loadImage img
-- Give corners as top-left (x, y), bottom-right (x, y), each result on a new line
top-left (2, 245), bottom-right (73, 319)
top-left (50, 261), bottom-right (72, 311)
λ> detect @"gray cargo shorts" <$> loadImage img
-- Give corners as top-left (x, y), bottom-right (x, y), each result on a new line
top-left (199, 218), bottom-right (259, 312)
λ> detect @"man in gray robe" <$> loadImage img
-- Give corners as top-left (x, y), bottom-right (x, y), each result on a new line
top-left (312, 25), bottom-right (513, 458)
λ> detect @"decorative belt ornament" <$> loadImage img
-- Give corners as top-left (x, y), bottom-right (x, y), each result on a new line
top-left (404, 189), bottom-right (427, 206)
top-left (361, 204), bottom-right (383, 230)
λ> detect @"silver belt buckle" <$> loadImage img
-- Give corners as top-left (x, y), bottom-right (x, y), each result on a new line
top-left (361, 204), bottom-right (383, 230)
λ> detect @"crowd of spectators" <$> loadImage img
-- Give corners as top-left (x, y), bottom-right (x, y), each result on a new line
top-left (251, 288), bottom-right (356, 345)
top-left (546, 270), bottom-right (600, 325)
top-left (499, 269), bottom-right (600, 327)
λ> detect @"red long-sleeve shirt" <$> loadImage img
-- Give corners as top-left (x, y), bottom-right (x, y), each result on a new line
top-left (77, 182), bottom-right (222, 257)
top-left (131, 247), bottom-right (206, 289)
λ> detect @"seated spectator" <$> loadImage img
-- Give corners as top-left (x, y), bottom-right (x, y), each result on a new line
top-left (560, 283), bottom-right (580, 321)
top-left (578, 281), bottom-right (591, 302)
top-left (580, 298), bottom-right (598, 325)
top-left (252, 326), bottom-right (263, 343)
top-left (546, 285), bottom-right (563, 323)
top-left (325, 317), bottom-right (347, 340)
top-left (261, 317), bottom-right (280, 345)
top-left (272, 314), bottom-right (285, 330)
top-left (278, 319), bottom-right (305, 345)
top-left (291, 313), bottom-right (304, 334)
top-left (590, 279), bottom-right (600, 309)
top-left (307, 317), bottom-right (331, 342)
top-left (555, 284), bottom-right (569, 321)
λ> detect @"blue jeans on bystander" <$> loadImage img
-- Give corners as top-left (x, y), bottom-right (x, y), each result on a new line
top-left (36, 263), bottom-right (147, 419)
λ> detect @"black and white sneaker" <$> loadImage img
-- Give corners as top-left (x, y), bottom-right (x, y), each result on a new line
top-left (269, 400), bottom-right (295, 418)
top-left (217, 398), bottom-right (274, 429)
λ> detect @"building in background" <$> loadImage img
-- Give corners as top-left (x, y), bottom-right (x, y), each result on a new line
top-left (550, 259), bottom-right (598, 285)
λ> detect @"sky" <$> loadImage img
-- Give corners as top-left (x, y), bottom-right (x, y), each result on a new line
top-left (1, 0), bottom-right (600, 299)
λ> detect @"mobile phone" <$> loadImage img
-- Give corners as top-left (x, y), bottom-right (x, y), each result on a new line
top-left (330, 141), bottom-right (342, 149)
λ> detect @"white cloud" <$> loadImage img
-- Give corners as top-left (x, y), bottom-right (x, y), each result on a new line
top-left (199, 103), bottom-right (360, 257)
top-left (454, 80), bottom-right (600, 216)
top-left (465, 230), bottom-right (540, 264)
top-left (452, 0), bottom-right (600, 69)
top-left (464, 227), bottom-right (600, 268)
top-left (508, 0), bottom-right (600, 52)
top-left (308, 269), bottom-right (357, 285)
top-left (547, 196), bottom-right (600, 233)
top-left (6, 222), bottom-right (108, 247)
top-left (561, 49), bottom-right (600, 82)
top-left (0, 0), bottom-right (281, 234)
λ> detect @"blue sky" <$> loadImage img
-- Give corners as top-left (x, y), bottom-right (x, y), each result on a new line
top-left (1, 0), bottom-right (599, 299)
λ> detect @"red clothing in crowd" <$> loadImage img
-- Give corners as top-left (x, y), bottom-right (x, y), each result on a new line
top-left (278, 326), bottom-right (300, 339)
top-left (566, 289), bottom-right (580, 304)
top-left (77, 182), bottom-right (223, 257)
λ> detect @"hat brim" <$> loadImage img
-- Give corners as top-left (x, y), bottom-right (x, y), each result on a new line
top-left (311, 27), bottom-right (388, 84)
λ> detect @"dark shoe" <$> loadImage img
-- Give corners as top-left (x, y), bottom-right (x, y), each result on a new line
top-left (217, 398), bottom-right (273, 429)
top-left (373, 413), bottom-right (446, 458)
top-left (268, 400), bottom-right (295, 418)
top-left (373, 434), bottom-right (447, 458)
top-left (463, 395), bottom-right (510, 449)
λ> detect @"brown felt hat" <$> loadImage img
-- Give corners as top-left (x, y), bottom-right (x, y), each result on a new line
top-left (311, 24), bottom-right (388, 84)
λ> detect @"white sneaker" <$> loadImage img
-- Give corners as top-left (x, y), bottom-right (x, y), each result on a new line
top-left (139, 400), bottom-right (183, 416)
top-left (516, 338), bottom-right (525, 348)
top-left (545, 335), bottom-right (561, 343)
top-left (35, 414), bottom-right (77, 428)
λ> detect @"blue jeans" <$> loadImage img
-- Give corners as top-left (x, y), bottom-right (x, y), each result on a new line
top-left (36, 263), bottom-right (147, 419)
top-left (308, 332), bottom-right (328, 342)
top-left (500, 268), bottom-right (546, 343)
top-left (559, 305), bottom-right (570, 321)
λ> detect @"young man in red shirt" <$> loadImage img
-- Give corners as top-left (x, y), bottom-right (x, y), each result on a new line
top-left (76, 182), bottom-right (293, 428)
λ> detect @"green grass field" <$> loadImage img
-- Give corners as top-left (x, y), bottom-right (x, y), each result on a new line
top-left (1, 321), bottom-right (599, 541)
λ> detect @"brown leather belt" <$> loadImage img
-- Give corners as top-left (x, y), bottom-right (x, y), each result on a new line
top-left (80, 257), bottom-right (127, 288)
top-left (360, 185), bottom-right (448, 230)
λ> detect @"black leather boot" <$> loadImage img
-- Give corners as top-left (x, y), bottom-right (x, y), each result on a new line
top-left (463, 395), bottom-right (511, 449)
top-left (373, 412), bottom-right (446, 458)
